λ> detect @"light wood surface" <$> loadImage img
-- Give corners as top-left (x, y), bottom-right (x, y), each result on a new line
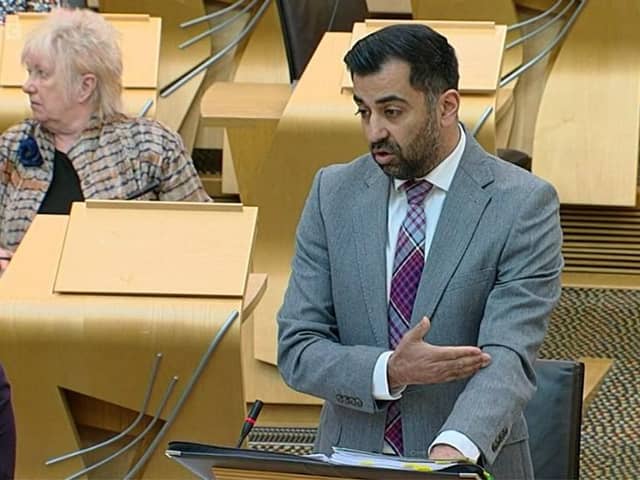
top-left (230, 1), bottom-right (289, 84)
top-left (366, 0), bottom-right (412, 15)
top-left (0, 206), bottom-right (258, 478)
top-left (346, 20), bottom-right (507, 93)
top-left (409, 0), bottom-right (522, 78)
top-left (580, 357), bottom-right (613, 412)
top-left (54, 200), bottom-right (255, 297)
top-left (244, 273), bottom-right (268, 322)
top-left (221, 0), bottom-right (289, 194)
top-left (557, 200), bottom-right (640, 277)
top-left (562, 272), bottom-right (640, 290)
top-left (532, 0), bottom-right (640, 206)
top-left (505, 4), bottom-right (563, 155)
top-left (100, 0), bottom-right (210, 132)
top-left (201, 81), bottom-right (291, 203)
top-left (367, 0), bottom-right (558, 16)
top-left (201, 82), bottom-right (291, 126)
top-left (251, 402), bottom-right (322, 428)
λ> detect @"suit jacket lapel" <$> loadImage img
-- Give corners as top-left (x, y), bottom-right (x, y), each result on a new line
top-left (352, 157), bottom-right (390, 347)
top-left (412, 136), bottom-right (494, 325)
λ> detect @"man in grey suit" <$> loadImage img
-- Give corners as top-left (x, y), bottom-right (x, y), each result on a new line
top-left (278, 24), bottom-right (562, 479)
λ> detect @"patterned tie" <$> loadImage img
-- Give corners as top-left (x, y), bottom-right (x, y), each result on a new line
top-left (384, 179), bottom-right (433, 456)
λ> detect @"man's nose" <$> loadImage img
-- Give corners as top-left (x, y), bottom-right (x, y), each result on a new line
top-left (365, 115), bottom-right (389, 144)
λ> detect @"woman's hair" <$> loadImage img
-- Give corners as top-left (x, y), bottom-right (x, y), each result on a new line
top-left (21, 8), bottom-right (123, 118)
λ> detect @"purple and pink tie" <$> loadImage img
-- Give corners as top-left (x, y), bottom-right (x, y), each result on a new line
top-left (384, 179), bottom-right (432, 455)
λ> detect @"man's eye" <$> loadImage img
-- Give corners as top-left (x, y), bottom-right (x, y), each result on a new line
top-left (385, 109), bottom-right (402, 118)
top-left (355, 108), bottom-right (370, 118)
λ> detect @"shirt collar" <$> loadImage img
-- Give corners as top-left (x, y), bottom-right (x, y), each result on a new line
top-left (393, 124), bottom-right (465, 193)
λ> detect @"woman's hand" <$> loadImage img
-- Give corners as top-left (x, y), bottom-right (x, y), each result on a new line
top-left (0, 247), bottom-right (13, 274)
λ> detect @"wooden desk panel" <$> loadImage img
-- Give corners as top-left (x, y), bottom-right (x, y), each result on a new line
top-left (533, 0), bottom-right (640, 206)
top-left (0, 215), bottom-right (249, 479)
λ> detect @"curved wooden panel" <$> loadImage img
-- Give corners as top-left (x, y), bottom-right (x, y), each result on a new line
top-left (100, 0), bottom-right (210, 132)
top-left (532, 0), bottom-right (640, 206)
top-left (251, 32), bottom-right (365, 366)
top-left (0, 215), bottom-right (248, 478)
top-left (221, 0), bottom-right (290, 194)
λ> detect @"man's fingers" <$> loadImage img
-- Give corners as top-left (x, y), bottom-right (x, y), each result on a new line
top-left (433, 345), bottom-right (486, 361)
top-left (439, 353), bottom-right (492, 382)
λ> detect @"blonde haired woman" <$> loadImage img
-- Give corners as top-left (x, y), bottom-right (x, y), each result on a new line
top-left (0, 8), bottom-right (209, 272)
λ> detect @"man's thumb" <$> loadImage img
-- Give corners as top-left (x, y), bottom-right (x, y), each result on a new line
top-left (406, 316), bottom-right (431, 341)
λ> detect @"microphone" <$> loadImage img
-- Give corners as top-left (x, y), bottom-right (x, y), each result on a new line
top-left (236, 399), bottom-right (263, 448)
top-left (126, 180), bottom-right (161, 200)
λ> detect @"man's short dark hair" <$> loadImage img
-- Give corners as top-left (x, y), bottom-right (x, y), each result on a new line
top-left (343, 24), bottom-right (459, 98)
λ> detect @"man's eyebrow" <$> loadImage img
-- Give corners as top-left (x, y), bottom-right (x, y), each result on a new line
top-left (352, 94), bottom-right (409, 105)
top-left (375, 94), bottom-right (409, 104)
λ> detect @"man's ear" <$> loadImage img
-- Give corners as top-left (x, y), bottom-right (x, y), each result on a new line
top-left (438, 89), bottom-right (460, 127)
top-left (77, 73), bottom-right (97, 104)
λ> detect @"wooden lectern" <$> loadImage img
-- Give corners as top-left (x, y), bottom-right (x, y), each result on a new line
top-left (0, 12), bottom-right (161, 131)
top-left (0, 201), bottom-right (259, 479)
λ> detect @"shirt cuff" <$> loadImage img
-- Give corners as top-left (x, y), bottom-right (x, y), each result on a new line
top-left (372, 351), bottom-right (406, 400)
top-left (429, 431), bottom-right (481, 463)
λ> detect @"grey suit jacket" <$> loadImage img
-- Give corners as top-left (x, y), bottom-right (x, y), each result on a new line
top-left (277, 134), bottom-right (563, 479)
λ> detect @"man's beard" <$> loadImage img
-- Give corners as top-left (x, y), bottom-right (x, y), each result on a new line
top-left (371, 115), bottom-right (442, 180)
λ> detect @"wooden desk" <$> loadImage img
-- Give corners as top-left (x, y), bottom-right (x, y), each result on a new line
top-left (201, 82), bottom-right (292, 205)
top-left (0, 205), bottom-right (257, 479)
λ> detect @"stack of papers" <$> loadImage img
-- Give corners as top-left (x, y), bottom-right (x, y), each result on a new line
top-left (321, 447), bottom-right (474, 473)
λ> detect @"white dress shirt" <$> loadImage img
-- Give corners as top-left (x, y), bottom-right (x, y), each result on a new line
top-left (371, 126), bottom-right (481, 461)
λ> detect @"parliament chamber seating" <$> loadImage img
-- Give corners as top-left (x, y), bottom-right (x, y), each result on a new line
top-left (0, 1), bottom-right (628, 477)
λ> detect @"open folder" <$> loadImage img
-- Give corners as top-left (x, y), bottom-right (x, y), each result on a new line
top-left (165, 442), bottom-right (491, 480)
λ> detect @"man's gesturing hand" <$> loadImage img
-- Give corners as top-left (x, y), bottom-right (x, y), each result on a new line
top-left (387, 317), bottom-right (491, 389)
